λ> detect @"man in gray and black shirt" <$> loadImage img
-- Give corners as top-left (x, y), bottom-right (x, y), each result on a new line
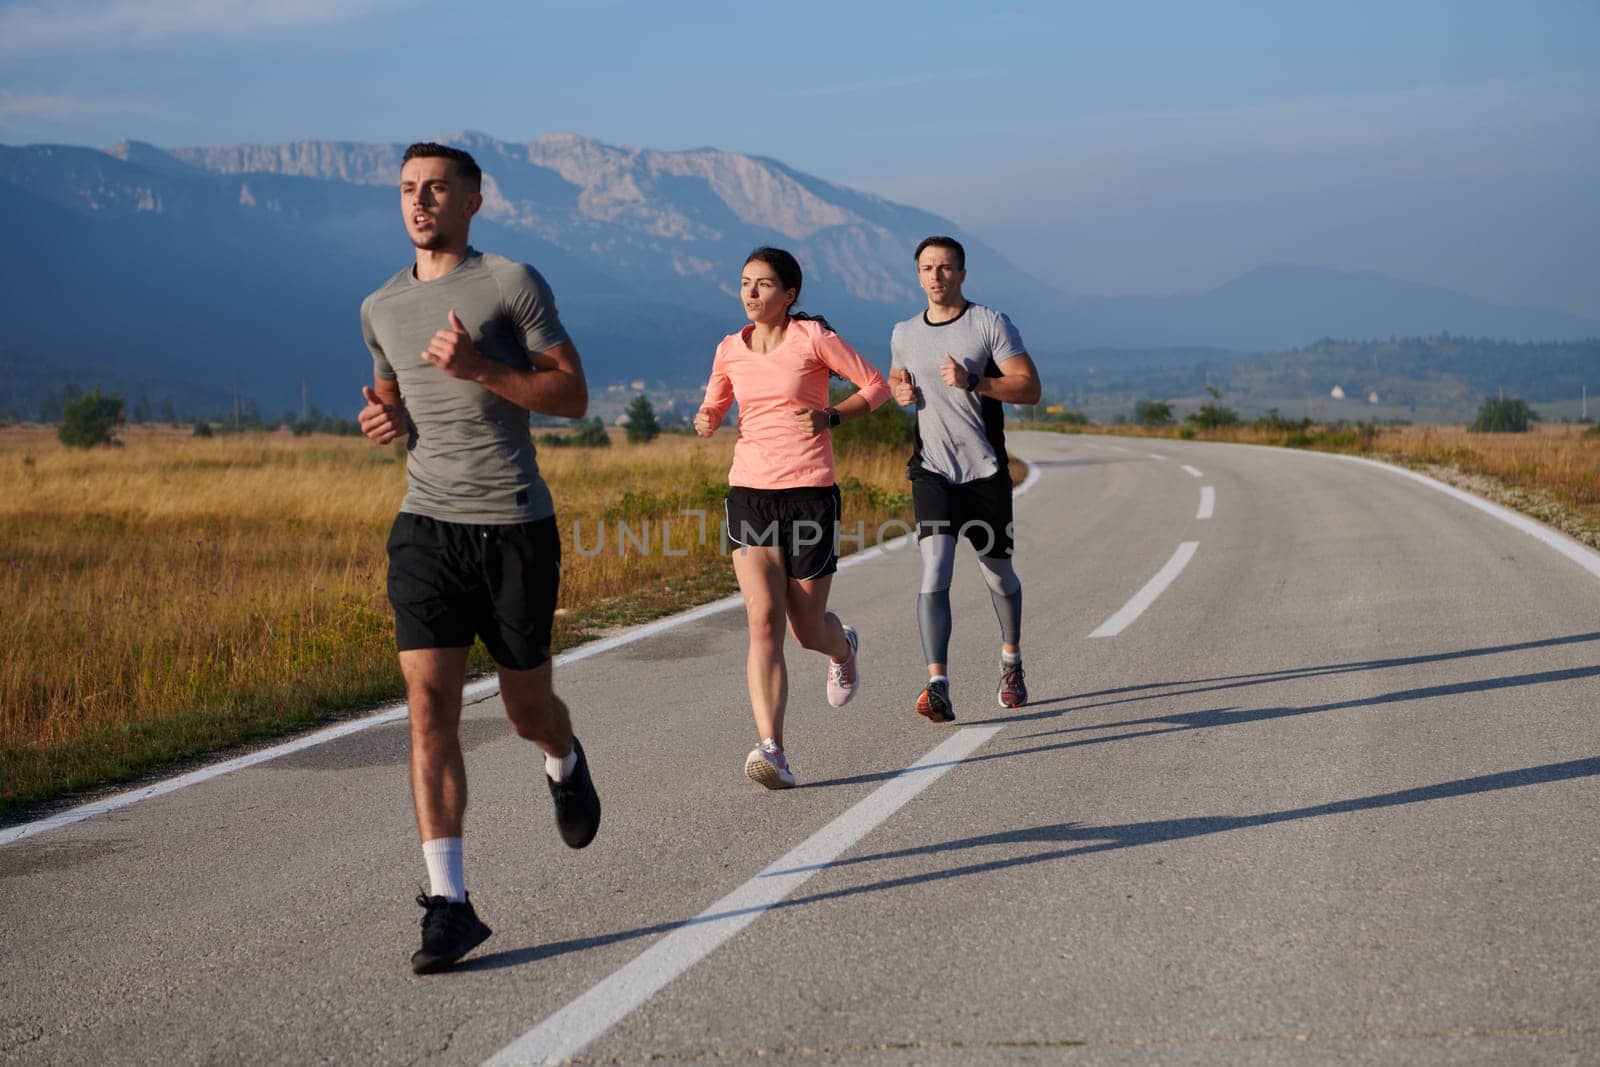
top-left (889, 236), bottom-right (1042, 722)
top-left (358, 142), bottom-right (600, 975)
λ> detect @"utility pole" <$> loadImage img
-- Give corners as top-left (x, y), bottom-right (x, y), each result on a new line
top-left (1584, 384), bottom-right (1589, 421)
top-left (232, 368), bottom-right (240, 431)
top-left (301, 376), bottom-right (309, 423)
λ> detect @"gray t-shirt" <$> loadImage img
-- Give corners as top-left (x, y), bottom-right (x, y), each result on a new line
top-left (890, 301), bottom-right (1026, 484)
top-left (361, 249), bottom-right (571, 524)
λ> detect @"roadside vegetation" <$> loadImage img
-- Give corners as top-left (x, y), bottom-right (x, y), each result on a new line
top-left (0, 421), bottom-right (914, 818)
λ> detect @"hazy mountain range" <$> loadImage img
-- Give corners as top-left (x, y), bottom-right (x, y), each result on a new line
top-left (1, 131), bottom-right (1595, 418)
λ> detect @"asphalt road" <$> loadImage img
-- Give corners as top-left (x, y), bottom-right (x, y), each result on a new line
top-left (4, 432), bottom-right (1598, 1065)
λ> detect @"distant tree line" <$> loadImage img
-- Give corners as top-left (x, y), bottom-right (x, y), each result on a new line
top-left (1043, 335), bottom-right (1598, 417)
top-left (41, 387), bottom-right (368, 447)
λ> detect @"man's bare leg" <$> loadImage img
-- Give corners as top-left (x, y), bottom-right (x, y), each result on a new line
top-left (499, 660), bottom-right (572, 757)
top-left (502, 659), bottom-right (600, 848)
top-left (400, 647), bottom-right (472, 843)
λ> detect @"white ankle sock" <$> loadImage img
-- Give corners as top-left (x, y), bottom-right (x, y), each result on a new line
top-left (422, 837), bottom-right (465, 903)
top-left (1001, 651), bottom-right (1021, 665)
top-left (929, 674), bottom-right (950, 687)
top-left (546, 748), bottom-right (578, 782)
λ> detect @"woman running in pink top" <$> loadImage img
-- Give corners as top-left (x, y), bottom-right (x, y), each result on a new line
top-left (695, 247), bottom-right (890, 789)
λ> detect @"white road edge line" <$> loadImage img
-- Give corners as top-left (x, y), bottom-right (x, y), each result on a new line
top-left (1181, 464), bottom-right (1203, 478)
top-left (2, 463), bottom-right (1043, 849)
top-left (1089, 541), bottom-right (1200, 638)
top-left (1306, 451), bottom-right (1600, 581)
top-left (1147, 452), bottom-right (1168, 461)
top-left (484, 726), bottom-right (1002, 1067)
top-left (1196, 486), bottom-right (1215, 520)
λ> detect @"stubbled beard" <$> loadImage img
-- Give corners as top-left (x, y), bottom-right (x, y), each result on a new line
top-left (410, 232), bottom-right (449, 251)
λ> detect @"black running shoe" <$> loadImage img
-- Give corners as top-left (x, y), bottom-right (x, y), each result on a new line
top-left (547, 737), bottom-right (601, 849)
top-left (411, 893), bottom-right (492, 975)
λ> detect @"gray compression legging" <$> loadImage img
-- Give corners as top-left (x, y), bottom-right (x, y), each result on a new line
top-left (917, 534), bottom-right (1023, 666)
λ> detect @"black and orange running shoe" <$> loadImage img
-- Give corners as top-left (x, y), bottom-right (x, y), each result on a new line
top-left (916, 679), bottom-right (955, 723)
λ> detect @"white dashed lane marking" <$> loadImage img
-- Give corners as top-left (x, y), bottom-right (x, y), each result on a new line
top-left (1089, 541), bottom-right (1200, 638)
top-left (485, 727), bottom-right (1003, 1067)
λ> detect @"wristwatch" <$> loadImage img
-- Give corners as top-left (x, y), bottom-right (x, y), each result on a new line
top-left (825, 406), bottom-right (842, 428)
top-left (965, 371), bottom-right (980, 392)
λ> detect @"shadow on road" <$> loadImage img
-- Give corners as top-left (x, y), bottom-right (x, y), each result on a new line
top-left (466, 754), bottom-right (1600, 973)
top-left (462, 635), bottom-right (1600, 973)
top-left (804, 658), bottom-right (1600, 790)
top-left (1009, 663), bottom-right (1600, 745)
top-left (987, 631), bottom-right (1600, 728)
top-left (758, 756), bottom-right (1600, 896)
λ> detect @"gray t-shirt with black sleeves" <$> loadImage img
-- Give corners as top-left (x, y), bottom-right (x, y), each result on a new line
top-left (890, 301), bottom-right (1027, 484)
top-left (360, 249), bottom-right (571, 525)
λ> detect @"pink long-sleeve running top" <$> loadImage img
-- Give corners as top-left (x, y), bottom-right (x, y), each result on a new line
top-left (701, 317), bottom-right (891, 490)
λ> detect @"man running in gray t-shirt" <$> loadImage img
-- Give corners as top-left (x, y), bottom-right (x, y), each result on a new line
top-left (889, 236), bottom-right (1042, 722)
top-left (357, 142), bottom-right (600, 974)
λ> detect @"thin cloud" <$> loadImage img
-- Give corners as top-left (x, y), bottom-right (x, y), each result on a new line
top-left (0, 0), bottom-right (422, 55)
top-left (0, 91), bottom-right (85, 120)
top-left (0, 89), bottom-right (157, 121)
top-left (789, 68), bottom-right (998, 98)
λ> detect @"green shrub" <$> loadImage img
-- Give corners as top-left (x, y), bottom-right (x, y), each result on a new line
top-left (1470, 397), bottom-right (1538, 433)
top-left (567, 417), bottom-right (611, 447)
top-left (1185, 403), bottom-right (1240, 429)
top-left (1135, 399), bottom-right (1175, 426)
top-left (624, 395), bottom-right (661, 444)
top-left (830, 384), bottom-right (913, 450)
top-left (1184, 387), bottom-right (1240, 431)
top-left (1254, 408), bottom-right (1310, 433)
top-left (58, 390), bottom-right (124, 448)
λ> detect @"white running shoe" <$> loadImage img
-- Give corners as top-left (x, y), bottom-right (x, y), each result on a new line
top-left (744, 738), bottom-right (796, 789)
top-left (826, 625), bottom-right (859, 708)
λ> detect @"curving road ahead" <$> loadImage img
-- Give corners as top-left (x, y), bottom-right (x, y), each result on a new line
top-left (4, 431), bottom-right (1598, 1065)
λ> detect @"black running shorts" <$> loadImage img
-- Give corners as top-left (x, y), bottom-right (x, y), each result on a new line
top-left (910, 467), bottom-right (1015, 559)
top-left (386, 512), bottom-right (560, 670)
top-left (724, 484), bottom-right (841, 581)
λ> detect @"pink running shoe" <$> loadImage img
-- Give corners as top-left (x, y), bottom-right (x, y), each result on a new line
top-left (826, 626), bottom-right (859, 708)
top-left (744, 738), bottom-right (796, 789)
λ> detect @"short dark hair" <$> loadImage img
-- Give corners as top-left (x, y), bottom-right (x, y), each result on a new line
top-left (914, 235), bottom-right (965, 270)
top-left (401, 142), bottom-right (482, 190)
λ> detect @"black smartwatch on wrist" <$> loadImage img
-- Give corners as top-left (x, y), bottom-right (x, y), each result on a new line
top-left (965, 371), bottom-right (980, 392)
top-left (825, 406), bottom-right (842, 428)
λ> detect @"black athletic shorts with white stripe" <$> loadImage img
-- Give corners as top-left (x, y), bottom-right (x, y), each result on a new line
top-left (386, 512), bottom-right (560, 670)
top-left (909, 466), bottom-right (1015, 559)
top-left (724, 484), bottom-right (841, 581)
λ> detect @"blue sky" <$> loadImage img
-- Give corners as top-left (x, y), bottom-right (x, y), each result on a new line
top-left (3, 0), bottom-right (1597, 315)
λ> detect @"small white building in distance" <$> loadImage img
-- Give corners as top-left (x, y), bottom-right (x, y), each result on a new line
top-left (1369, 391), bottom-right (1380, 405)
top-left (1330, 385), bottom-right (1347, 400)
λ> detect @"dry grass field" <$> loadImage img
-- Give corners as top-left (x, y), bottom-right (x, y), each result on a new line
top-left (0, 426), bottom-right (914, 817)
